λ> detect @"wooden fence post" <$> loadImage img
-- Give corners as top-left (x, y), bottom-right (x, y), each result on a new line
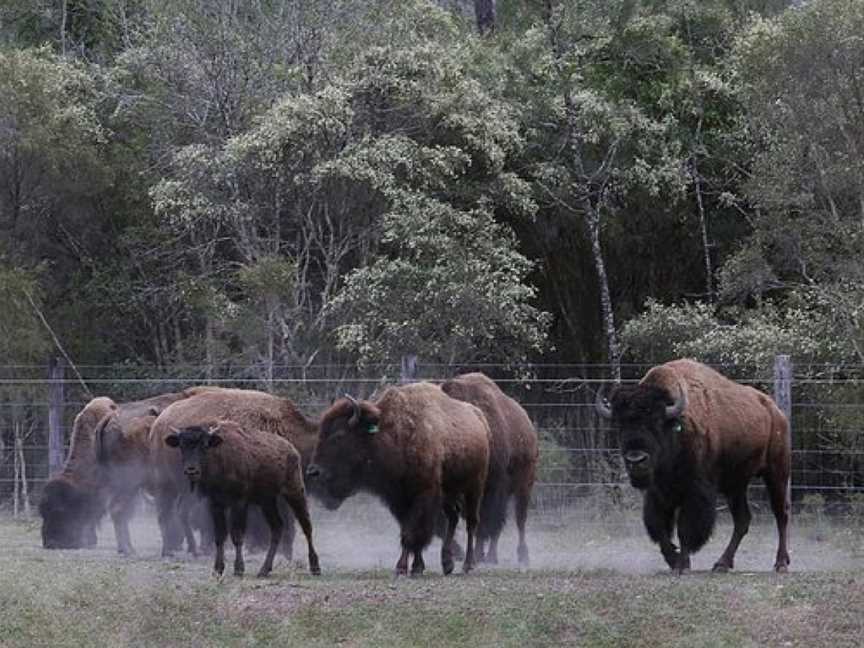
top-left (773, 354), bottom-right (793, 506)
top-left (400, 355), bottom-right (417, 384)
top-left (48, 356), bottom-right (66, 477)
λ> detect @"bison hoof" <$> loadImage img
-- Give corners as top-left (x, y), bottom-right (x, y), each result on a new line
top-left (712, 563), bottom-right (732, 574)
top-left (256, 569), bottom-right (271, 578)
top-left (442, 558), bottom-right (455, 575)
top-left (775, 564), bottom-right (789, 574)
top-left (310, 564), bottom-right (322, 577)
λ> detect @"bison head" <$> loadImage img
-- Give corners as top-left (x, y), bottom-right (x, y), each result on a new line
top-left (164, 424), bottom-right (223, 491)
top-left (305, 395), bottom-right (381, 510)
top-left (39, 479), bottom-right (103, 549)
top-left (595, 381), bottom-right (687, 489)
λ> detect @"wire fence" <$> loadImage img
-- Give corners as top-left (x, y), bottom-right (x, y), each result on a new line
top-left (1, 358), bottom-right (863, 521)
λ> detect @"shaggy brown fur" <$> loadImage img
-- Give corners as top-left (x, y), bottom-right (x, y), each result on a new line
top-left (307, 382), bottom-right (491, 576)
top-left (149, 387), bottom-right (319, 557)
top-left (165, 420), bottom-right (320, 577)
top-left (40, 393), bottom-right (186, 551)
top-left (598, 358), bottom-right (791, 573)
top-left (441, 372), bottom-right (539, 566)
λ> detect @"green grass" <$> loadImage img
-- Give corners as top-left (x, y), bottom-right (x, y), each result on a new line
top-left (3, 513), bottom-right (864, 648)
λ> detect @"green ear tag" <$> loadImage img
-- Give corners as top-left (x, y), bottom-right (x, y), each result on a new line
top-left (367, 424), bottom-right (379, 434)
top-left (672, 421), bottom-right (684, 434)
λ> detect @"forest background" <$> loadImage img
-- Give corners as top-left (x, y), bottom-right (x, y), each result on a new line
top-left (1, 0), bottom-right (863, 381)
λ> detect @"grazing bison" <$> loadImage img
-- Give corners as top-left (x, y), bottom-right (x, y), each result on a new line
top-left (165, 421), bottom-right (320, 577)
top-left (148, 387), bottom-right (319, 558)
top-left (441, 373), bottom-right (539, 566)
top-left (306, 382), bottom-right (491, 576)
top-left (595, 359), bottom-right (791, 574)
top-left (40, 392), bottom-right (185, 551)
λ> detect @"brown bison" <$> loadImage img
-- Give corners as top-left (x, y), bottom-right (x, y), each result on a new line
top-left (39, 392), bottom-right (185, 551)
top-left (148, 387), bottom-right (319, 558)
top-left (165, 421), bottom-right (321, 577)
top-left (595, 359), bottom-right (791, 573)
top-left (441, 372), bottom-right (539, 566)
top-left (306, 382), bottom-right (491, 576)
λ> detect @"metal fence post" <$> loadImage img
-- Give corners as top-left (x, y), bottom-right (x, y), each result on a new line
top-left (48, 356), bottom-right (66, 476)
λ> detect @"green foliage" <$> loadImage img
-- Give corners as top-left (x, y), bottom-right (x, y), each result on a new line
top-left (620, 297), bottom-right (842, 370)
top-left (0, 265), bottom-right (50, 363)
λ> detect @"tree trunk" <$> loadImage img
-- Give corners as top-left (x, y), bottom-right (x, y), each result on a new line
top-left (16, 427), bottom-right (30, 517)
top-left (584, 210), bottom-right (621, 381)
top-left (691, 153), bottom-right (714, 302)
top-left (60, 0), bottom-right (68, 55)
top-left (563, 94), bottom-right (621, 380)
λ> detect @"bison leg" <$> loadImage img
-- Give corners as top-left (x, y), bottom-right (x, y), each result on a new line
top-left (109, 492), bottom-right (137, 556)
top-left (210, 500), bottom-right (228, 577)
top-left (643, 491), bottom-right (680, 569)
top-left (396, 548), bottom-right (410, 576)
top-left (441, 501), bottom-right (460, 575)
top-left (257, 499), bottom-right (283, 578)
top-left (765, 473), bottom-right (791, 573)
top-left (462, 487), bottom-right (482, 574)
top-left (280, 499), bottom-right (296, 562)
top-left (282, 488), bottom-right (321, 576)
top-left (156, 489), bottom-right (182, 557)
top-left (398, 490), bottom-right (439, 577)
top-left (178, 494), bottom-right (199, 557)
top-left (514, 476), bottom-right (533, 567)
top-left (229, 503), bottom-right (248, 577)
top-left (676, 482), bottom-right (717, 575)
top-left (713, 489), bottom-right (751, 573)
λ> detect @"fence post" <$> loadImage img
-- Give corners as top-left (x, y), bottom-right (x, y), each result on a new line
top-left (773, 354), bottom-right (793, 502)
top-left (48, 356), bottom-right (66, 477)
top-left (400, 354), bottom-right (417, 384)
top-left (773, 354), bottom-right (792, 431)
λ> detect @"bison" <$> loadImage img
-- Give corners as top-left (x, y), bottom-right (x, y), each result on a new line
top-left (595, 359), bottom-right (791, 574)
top-left (306, 382), bottom-right (491, 576)
top-left (441, 372), bottom-right (539, 566)
top-left (165, 421), bottom-right (321, 577)
top-left (39, 392), bottom-right (185, 551)
top-left (148, 387), bottom-right (319, 558)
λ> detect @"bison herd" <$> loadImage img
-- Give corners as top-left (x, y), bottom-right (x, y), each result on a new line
top-left (39, 361), bottom-right (792, 578)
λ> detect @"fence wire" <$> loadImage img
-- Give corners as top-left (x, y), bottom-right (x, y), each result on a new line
top-left (0, 361), bottom-right (862, 522)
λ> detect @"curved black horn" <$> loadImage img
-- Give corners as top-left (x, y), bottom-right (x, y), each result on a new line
top-left (665, 380), bottom-right (688, 419)
top-left (594, 386), bottom-right (613, 420)
top-left (344, 394), bottom-right (361, 427)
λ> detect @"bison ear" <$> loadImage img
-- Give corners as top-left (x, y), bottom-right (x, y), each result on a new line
top-left (165, 434), bottom-right (180, 448)
top-left (362, 403), bottom-right (381, 434)
top-left (148, 406), bottom-right (160, 416)
top-left (207, 433), bottom-right (223, 448)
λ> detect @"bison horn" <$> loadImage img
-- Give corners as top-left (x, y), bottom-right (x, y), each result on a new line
top-left (594, 386), bottom-right (613, 420)
top-left (344, 394), bottom-right (361, 427)
top-left (664, 380), bottom-right (688, 419)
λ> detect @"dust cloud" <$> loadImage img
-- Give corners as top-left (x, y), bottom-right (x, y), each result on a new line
top-left (84, 495), bottom-right (862, 575)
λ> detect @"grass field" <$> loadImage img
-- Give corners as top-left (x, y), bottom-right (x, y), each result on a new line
top-left (3, 499), bottom-right (864, 648)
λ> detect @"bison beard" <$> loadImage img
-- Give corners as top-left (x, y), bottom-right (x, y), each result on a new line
top-left (597, 359), bottom-right (791, 574)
